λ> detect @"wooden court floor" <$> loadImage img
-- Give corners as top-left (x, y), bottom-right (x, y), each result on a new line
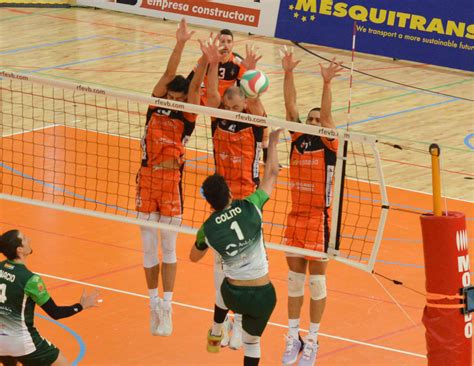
top-left (1, 5), bottom-right (473, 365)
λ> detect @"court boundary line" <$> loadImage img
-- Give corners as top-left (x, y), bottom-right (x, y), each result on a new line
top-left (36, 271), bottom-right (426, 360)
top-left (1, 123), bottom-right (56, 137)
top-left (35, 313), bottom-right (86, 366)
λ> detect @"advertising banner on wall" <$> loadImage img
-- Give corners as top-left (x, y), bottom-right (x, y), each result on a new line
top-left (77, 0), bottom-right (280, 37)
top-left (274, 0), bottom-right (474, 71)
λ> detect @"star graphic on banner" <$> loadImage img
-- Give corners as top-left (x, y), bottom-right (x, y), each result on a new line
top-left (310, 15), bottom-right (316, 21)
top-left (301, 16), bottom-right (307, 22)
top-left (289, 4), bottom-right (294, 10)
top-left (294, 12), bottom-right (299, 18)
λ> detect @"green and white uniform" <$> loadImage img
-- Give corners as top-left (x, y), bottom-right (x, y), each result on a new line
top-left (196, 189), bottom-right (269, 280)
top-left (0, 260), bottom-right (58, 361)
top-left (196, 189), bottom-right (277, 336)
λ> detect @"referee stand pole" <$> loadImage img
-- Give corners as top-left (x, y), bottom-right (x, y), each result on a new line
top-left (420, 144), bottom-right (472, 365)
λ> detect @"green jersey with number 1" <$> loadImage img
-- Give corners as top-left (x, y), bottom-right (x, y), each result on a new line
top-left (196, 189), bottom-right (270, 280)
top-left (0, 260), bottom-right (51, 356)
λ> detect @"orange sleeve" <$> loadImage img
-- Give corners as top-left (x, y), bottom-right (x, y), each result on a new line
top-left (321, 137), bottom-right (338, 152)
top-left (238, 63), bottom-right (247, 78)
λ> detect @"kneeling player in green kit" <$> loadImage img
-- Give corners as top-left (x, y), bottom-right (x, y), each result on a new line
top-left (190, 128), bottom-right (283, 366)
top-left (0, 230), bottom-right (100, 366)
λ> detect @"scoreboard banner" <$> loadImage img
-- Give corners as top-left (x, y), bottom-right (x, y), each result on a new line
top-left (274, 0), bottom-right (474, 71)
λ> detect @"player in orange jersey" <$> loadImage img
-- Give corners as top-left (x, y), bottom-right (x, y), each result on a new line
top-left (188, 29), bottom-right (247, 105)
top-left (136, 18), bottom-right (207, 337)
top-left (280, 48), bottom-right (343, 366)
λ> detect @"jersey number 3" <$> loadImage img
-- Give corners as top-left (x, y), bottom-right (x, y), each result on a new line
top-left (0, 283), bottom-right (7, 304)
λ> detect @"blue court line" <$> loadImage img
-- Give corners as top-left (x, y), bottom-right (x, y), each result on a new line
top-left (345, 98), bottom-right (458, 127)
top-left (27, 46), bottom-right (164, 74)
top-left (99, 35), bottom-right (157, 47)
top-left (35, 313), bottom-right (85, 365)
top-left (464, 133), bottom-right (474, 150)
top-left (0, 36), bottom-right (99, 56)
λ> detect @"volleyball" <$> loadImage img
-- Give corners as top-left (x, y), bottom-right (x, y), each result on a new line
top-left (239, 70), bottom-right (269, 98)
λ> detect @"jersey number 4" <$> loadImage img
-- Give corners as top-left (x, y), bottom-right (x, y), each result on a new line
top-left (0, 283), bottom-right (7, 304)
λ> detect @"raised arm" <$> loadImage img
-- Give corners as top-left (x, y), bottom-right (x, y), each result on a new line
top-left (152, 18), bottom-right (195, 97)
top-left (187, 55), bottom-right (207, 105)
top-left (243, 44), bottom-right (266, 116)
top-left (259, 128), bottom-right (282, 196)
top-left (200, 36), bottom-right (222, 108)
top-left (280, 46), bottom-right (301, 122)
top-left (319, 58), bottom-right (343, 129)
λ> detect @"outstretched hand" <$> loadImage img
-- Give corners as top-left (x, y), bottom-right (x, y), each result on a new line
top-left (80, 289), bottom-right (101, 310)
top-left (176, 18), bottom-right (195, 44)
top-left (242, 44), bottom-right (262, 70)
top-left (320, 57), bottom-right (344, 83)
top-left (280, 45), bottom-right (301, 72)
top-left (199, 33), bottom-right (221, 65)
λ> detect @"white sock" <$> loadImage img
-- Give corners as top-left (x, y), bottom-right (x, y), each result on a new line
top-left (233, 313), bottom-right (242, 327)
top-left (211, 322), bottom-right (223, 336)
top-left (149, 288), bottom-right (159, 305)
top-left (163, 291), bottom-right (173, 309)
top-left (308, 322), bottom-right (320, 342)
top-left (288, 318), bottom-right (300, 339)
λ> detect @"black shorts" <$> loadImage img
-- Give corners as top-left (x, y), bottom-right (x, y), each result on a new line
top-left (14, 338), bottom-right (60, 366)
top-left (221, 278), bottom-right (277, 336)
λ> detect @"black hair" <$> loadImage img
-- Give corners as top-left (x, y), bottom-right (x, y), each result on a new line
top-left (202, 174), bottom-right (231, 211)
top-left (219, 29), bottom-right (234, 40)
top-left (166, 75), bottom-right (190, 94)
top-left (308, 107), bottom-right (321, 113)
top-left (0, 230), bottom-right (22, 261)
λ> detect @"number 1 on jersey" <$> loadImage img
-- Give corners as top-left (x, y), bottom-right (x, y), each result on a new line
top-left (230, 221), bottom-right (244, 241)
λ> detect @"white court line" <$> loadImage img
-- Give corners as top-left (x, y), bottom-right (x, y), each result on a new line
top-left (37, 271), bottom-right (426, 360)
top-left (1, 124), bottom-right (57, 137)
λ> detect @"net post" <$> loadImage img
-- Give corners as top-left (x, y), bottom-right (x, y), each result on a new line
top-left (429, 143), bottom-right (442, 216)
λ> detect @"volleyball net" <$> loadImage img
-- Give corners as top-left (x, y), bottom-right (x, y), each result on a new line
top-left (0, 70), bottom-right (388, 272)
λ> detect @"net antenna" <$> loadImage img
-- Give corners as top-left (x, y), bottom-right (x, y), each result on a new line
top-left (0, 70), bottom-right (388, 272)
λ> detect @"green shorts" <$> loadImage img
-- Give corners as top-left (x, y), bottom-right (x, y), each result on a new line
top-left (15, 338), bottom-right (60, 366)
top-left (221, 278), bottom-right (277, 336)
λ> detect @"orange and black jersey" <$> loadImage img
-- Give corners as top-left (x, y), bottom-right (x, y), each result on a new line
top-left (140, 105), bottom-right (196, 168)
top-left (188, 53), bottom-right (247, 97)
top-left (211, 115), bottom-right (264, 198)
top-left (289, 130), bottom-right (338, 209)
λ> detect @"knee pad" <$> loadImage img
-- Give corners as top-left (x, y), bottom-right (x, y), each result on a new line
top-left (242, 330), bottom-right (261, 358)
top-left (140, 225), bottom-right (159, 268)
top-left (288, 271), bottom-right (306, 297)
top-left (159, 215), bottom-right (181, 263)
top-left (309, 274), bottom-right (327, 300)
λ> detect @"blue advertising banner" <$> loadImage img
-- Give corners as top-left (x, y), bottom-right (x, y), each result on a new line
top-left (275, 0), bottom-right (474, 71)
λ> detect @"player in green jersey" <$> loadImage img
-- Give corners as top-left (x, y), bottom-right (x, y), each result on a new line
top-left (0, 230), bottom-right (100, 366)
top-left (190, 128), bottom-right (283, 366)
